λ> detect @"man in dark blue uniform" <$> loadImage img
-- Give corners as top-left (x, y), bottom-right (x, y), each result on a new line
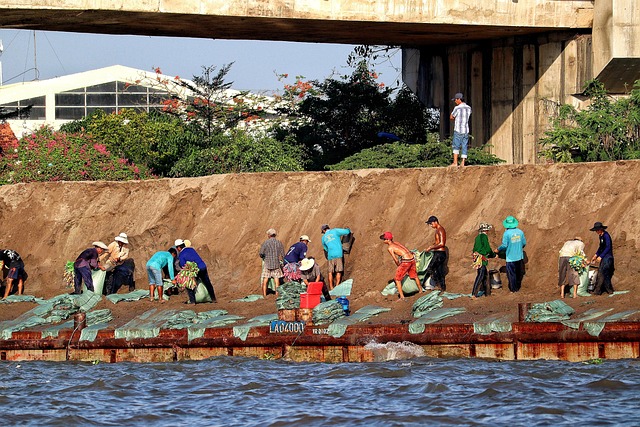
top-left (589, 221), bottom-right (614, 295)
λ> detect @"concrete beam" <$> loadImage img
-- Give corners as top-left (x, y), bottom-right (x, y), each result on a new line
top-left (593, 0), bottom-right (640, 92)
top-left (0, 0), bottom-right (594, 45)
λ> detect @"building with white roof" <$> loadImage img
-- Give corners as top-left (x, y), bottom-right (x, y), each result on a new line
top-left (0, 65), bottom-right (178, 137)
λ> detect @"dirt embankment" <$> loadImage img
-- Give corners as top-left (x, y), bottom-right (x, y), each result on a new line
top-left (1, 161), bottom-right (639, 325)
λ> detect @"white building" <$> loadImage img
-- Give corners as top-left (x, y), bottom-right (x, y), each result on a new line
top-left (0, 64), bottom-right (278, 138)
top-left (0, 65), bottom-right (176, 137)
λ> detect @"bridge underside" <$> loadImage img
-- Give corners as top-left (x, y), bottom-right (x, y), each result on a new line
top-left (0, 10), bottom-right (557, 46)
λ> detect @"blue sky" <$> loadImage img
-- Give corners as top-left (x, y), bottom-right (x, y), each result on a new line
top-left (0, 30), bottom-right (402, 93)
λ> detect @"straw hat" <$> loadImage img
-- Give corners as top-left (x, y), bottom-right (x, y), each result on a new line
top-left (92, 241), bottom-right (108, 250)
top-left (300, 258), bottom-right (315, 271)
top-left (114, 232), bottom-right (129, 244)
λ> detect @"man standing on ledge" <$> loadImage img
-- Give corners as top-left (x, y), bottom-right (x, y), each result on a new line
top-left (450, 92), bottom-right (472, 167)
top-left (589, 221), bottom-right (614, 295)
top-left (321, 224), bottom-right (351, 290)
top-left (495, 216), bottom-right (526, 292)
top-left (425, 216), bottom-right (447, 291)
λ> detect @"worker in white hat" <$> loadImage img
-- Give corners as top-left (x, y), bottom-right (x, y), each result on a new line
top-left (103, 232), bottom-right (130, 271)
top-left (71, 242), bottom-right (107, 295)
top-left (282, 234), bottom-right (311, 282)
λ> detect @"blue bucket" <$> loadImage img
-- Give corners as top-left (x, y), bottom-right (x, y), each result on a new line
top-left (336, 296), bottom-right (350, 316)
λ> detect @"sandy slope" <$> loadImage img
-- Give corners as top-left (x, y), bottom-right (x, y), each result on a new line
top-left (1, 161), bottom-right (639, 326)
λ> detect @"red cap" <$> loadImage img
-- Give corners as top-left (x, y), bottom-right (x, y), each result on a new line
top-left (380, 231), bottom-right (393, 240)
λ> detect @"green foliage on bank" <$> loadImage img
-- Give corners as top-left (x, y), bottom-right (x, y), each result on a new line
top-left (169, 131), bottom-right (305, 177)
top-left (0, 126), bottom-right (152, 183)
top-left (327, 136), bottom-right (504, 170)
top-left (540, 79), bottom-right (640, 162)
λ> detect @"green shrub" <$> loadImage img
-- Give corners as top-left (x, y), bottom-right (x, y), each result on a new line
top-left (327, 135), bottom-right (504, 170)
top-left (169, 130), bottom-right (306, 177)
top-left (0, 126), bottom-right (153, 183)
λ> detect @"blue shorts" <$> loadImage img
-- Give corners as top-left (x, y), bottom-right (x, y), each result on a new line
top-left (146, 267), bottom-right (163, 286)
top-left (452, 132), bottom-right (469, 157)
top-left (7, 264), bottom-right (27, 281)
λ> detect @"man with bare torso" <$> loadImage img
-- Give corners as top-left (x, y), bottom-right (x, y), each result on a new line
top-left (425, 216), bottom-right (447, 291)
top-left (380, 232), bottom-right (423, 300)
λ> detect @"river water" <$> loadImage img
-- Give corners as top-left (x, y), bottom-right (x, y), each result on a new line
top-left (1, 342), bottom-right (638, 426)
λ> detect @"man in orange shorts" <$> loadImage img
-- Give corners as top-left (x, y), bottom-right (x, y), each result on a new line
top-left (380, 232), bottom-right (423, 300)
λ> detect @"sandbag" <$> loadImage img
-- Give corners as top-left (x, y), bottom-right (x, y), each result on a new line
top-left (341, 232), bottom-right (355, 254)
top-left (577, 269), bottom-right (591, 297)
top-left (83, 269), bottom-right (106, 295)
top-left (194, 281), bottom-right (213, 303)
top-left (381, 251), bottom-right (434, 296)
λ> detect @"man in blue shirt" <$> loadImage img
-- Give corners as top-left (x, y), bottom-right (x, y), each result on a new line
top-left (321, 224), bottom-right (351, 290)
top-left (175, 239), bottom-right (217, 304)
top-left (283, 234), bottom-right (310, 282)
top-left (495, 216), bottom-right (526, 292)
top-left (589, 221), bottom-right (614, 295)
top-left (284, 235), bottom-right (310, 264)
top-left (146, 250), bottom-right (177, 303)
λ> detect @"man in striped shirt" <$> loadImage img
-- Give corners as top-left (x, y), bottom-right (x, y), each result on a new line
top-left (450, 92), bottom-right (472, 167)
top-left (259, 228), bottom-right (285, 296)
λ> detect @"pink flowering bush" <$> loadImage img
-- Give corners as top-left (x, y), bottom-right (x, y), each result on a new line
top-left (0, 126), bottom-right (153, 183)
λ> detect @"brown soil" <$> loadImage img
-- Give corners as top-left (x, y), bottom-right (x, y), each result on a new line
top-left (1, 161), bottom-right (639, 327)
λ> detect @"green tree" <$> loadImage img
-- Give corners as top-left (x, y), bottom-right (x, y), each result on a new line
top-left (156, 64), bottom-right (267, 140)
top-left (540, 79), bottom-right (640, 162)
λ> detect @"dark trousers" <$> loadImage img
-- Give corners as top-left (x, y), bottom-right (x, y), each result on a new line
top-left (74, 266), bottom-right (94, 293)
top-left (199, 269), bottom-right (216, 301)
top-left (427, 251), bottom-right (447, 291)
top-left (472, 265), bottom-right (489, 297)
top-left (506, 260), bottom-right (525, 292)
top-left (593, 256), bottom-right (615, 295)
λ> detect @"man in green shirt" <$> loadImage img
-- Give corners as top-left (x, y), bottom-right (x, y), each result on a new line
top-left (471, 223), bottom-right (494, 298)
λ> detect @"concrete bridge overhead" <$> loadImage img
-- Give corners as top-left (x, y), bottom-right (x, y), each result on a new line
top-left (0, 0), bottom-right (638, 164)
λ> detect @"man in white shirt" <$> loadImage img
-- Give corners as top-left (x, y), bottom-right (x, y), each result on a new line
top-left (450, 92), bottom-right (472, 167)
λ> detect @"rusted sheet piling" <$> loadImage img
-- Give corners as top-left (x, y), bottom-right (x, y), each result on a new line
top-left (1, 319), bottom-right (640, 363)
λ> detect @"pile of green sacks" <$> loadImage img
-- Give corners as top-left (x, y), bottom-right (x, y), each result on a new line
top-left (312, 300), bottom-right (345, 324)
top-left (276, 281), bottom-right (307, 310)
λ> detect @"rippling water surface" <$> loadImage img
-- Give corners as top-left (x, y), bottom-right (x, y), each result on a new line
top-left (1, 345), bottom-right (639, 426)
